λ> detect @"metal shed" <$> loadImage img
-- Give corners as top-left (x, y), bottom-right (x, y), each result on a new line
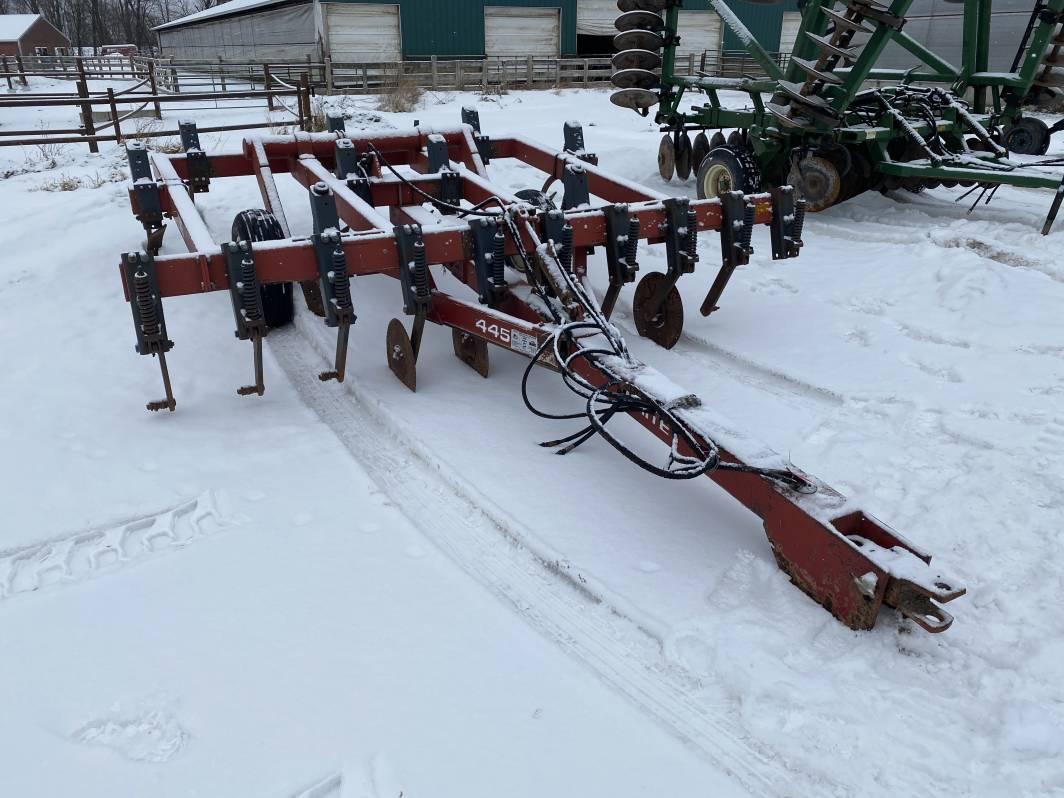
top-left (154, 0), bottom-right (801, 64)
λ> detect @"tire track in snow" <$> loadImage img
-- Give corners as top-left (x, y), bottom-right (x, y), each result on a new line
top-left (268, 326), bottom-right (811, 798)
top-left (0, 492), bottom-right (232, 603)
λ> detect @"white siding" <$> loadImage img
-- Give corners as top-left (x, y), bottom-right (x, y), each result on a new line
top-left (779, 11), bottom-right (802, 54)
top-left (674, 10), bottom-right (721, 71)
top-left (577, 0), bottom-right (621, 36)
top-left (325, 3), bottom-right (401, 60)
top-left (484, 7), bottom-right (560, 57)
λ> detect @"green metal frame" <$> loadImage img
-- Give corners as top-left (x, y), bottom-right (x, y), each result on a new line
top-left (649, 0), bottom-right (1064, 204)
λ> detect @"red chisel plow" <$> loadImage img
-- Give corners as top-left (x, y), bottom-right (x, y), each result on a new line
top-left (119, 111), bottom-right (964, 633)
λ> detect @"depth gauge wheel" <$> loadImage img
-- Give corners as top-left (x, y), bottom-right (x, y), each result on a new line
top-left (658, 134), bottom-right (676, 181)
top-left (696, 146), bottom-right (760, 200)
top-left (633, 272), bottom-right (684, 350)
top-left (231, 209), bottom-right (293, 328)
top-left (1005, 117), bottom-right (1051, 155)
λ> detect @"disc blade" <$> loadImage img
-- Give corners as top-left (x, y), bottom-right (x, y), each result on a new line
top-left (609, 87), bottom-right (660, 111)
top-left (614, 9), bottom-right (664, 32)
top-left (611, 48), bottom-right (662, 71)
top-left (613, 29), bottom-right (664, 52)
top-left (611, 67), bottom-right (660, 90)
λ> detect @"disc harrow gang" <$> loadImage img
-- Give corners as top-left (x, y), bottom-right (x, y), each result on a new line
top-left (609, 0), bottom-right (1064, 234)
top-left (117, 114), bottom-right (964, 635)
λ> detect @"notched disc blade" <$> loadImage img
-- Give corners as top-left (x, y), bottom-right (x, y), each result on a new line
top-left (632, 272), bottom-right (684, 349)
top-left (611, 48), bottom-right (662, 71)
top-left (386, 317), bottom-right (416, 391)
top-left (611, 67), bottom-right (660, 90)
top-left (452, 328), bottom-right (489, 378)
top-left (614, 9), bottom-right (664, 32)
top-left (613, 29), bottom-right (664, 52)
top-left (610, 87), bottom-right (659, 111)
top-left (617, 0), bottom-right (672, 12)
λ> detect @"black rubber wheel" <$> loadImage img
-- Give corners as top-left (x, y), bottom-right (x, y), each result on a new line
top-left (692, 132), bottom-right (710, 175)
top-left (696, 146), bottom-right (761, 200)
top-left (231, 209), bottom-right (294, 329)
top-left (675, 132), bottom-right (693, 180)
top-left (658, 134), bottom-right (675, 181)
top-left (1006, 117), bottom-right (1051, 156)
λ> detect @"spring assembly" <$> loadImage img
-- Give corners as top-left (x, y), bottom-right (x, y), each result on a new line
top-left (492, 228), bottom-right (506, 287)
top-left (686, 207), bottom-right (698, 262)
top-left (330, 247), bottom-right (353, 311)
top-left (741, 205), bottom-right (755, 251)
top-left (239, 257), bottom-right (263, 322)
top-left (134, 271), bottom-right (160, 338)
top-left (559, 223), bottom-right (574, 271)
top-left (625, 218), bottom-right (639, 267)
top-left (792, 199), bottom-right (807, 243)
top-left (413, 238), bottom-right (430, 300)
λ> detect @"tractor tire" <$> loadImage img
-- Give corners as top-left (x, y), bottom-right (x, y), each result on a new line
top-left (787, 155), bottom-right (841, 212)
top-left (1006, 117), bottom-right (1050, 156)
top-left (692, 132), bottom-right (710, 175)
top-left (658, 134), bottom-right (675, 181)
top-left (696, 146), bottom-right (761, 200)
top-left (675, 132), bottom-right (693, 180)
top-left (231, 209), bottom-right (294, 329)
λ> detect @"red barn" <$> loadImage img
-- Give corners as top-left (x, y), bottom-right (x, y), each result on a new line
top-left (0, 14), bottom-right (70, 58)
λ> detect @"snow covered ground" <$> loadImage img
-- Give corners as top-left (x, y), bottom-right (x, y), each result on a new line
top-left (1, 77), bottom-right (1063, 797)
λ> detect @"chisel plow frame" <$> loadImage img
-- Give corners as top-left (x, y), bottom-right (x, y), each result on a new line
top-left (118, 116), bottom-right (964, 634)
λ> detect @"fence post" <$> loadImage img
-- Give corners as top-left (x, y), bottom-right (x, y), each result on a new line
top-left (2, 56), bottom-right (11, 90)
top-left (457, 61), bottom-right (464, 91)
top-left (583, 58), bottom-right (589, 87)
top-left (361, 64), bottom-right (368, 90)
top-left (263, 63), bottom-right (274, 110)
top-left (172, 66), bottom-right (180, 93)
top-left (217, 56), bottom-right (227, 92)
top-left (300, 72), bottom-right (311, 129)
top-left (147, 60), bottom-right (162, 119)
top-left (482, 58), bottom-right (489, 92)
top-left (325, 56), bottom-right (334, 94)
top-left (76, 78), bottom-right (99, 154)
top-left (107, 87), bottom-right (122, 144)
top-left (15, 55), bottom-right (27, 86)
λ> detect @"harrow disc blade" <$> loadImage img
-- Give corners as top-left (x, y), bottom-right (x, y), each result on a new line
top-left (616, 0), bottom-right (672, 12)
top-left (452, 328), bottom-right (489, 378)
top-left (611, 67), bottom-right (660, 90)
top-left (821, 7), bottom-right (874, 34)
top-left (614, 9), bottom-right (664, 32)
top-left (613, 29), bottom-right (665, 52)
top-left (788, 155), bottom-right (842, 212)
top-left (789, 57), bottom-right (843, 85)
top-left (609, 87), bottom-right (659, 111)
top-left (386, 318), bottom-right (417, 392)
top-left (658, 134), bottom-right (675, 181)
top-left (611, 48), bottom-right (662, 71)
top-left (804, 31), bottom-right (861, 62)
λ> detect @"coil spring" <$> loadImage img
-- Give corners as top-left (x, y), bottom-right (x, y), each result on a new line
top-left (133, 270), bottom-right (160, 337)
top-left (413, 238), bottom-right (429, 299)
top-left (331, 247), bottom-right (353, 311)
top-left (741, 204), bottom-right (755, 251)
top-left (491, 228), bottom-right (506, 287)
top-left (686, 207), bottom-right (698, 261)
top-left (625, 218), bottom-right (640, 266)
top-left (792, 199), bottom-right (807, 243)
top-left (239, 257), bottom-right (262, 321)
top-left (560, 223), bottom-right (574, 271)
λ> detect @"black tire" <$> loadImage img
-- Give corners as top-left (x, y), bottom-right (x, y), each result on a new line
top-left (675, 132), bottom-right (693, 180)
top-left (1006, 117), bottom-right (1050, 156)
top-left (696, 146), bottom-right (761, 200)
top-left (231, 209), bottom-right (294, 329)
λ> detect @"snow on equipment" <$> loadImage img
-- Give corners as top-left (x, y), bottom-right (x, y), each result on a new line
top-left (611, 0), bottom-right (1064, 233)
top-left (118, 116), bottom-right (964, 633)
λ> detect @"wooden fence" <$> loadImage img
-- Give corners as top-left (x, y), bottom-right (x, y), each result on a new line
top-left (2, 50), bottom-right (792, 97)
